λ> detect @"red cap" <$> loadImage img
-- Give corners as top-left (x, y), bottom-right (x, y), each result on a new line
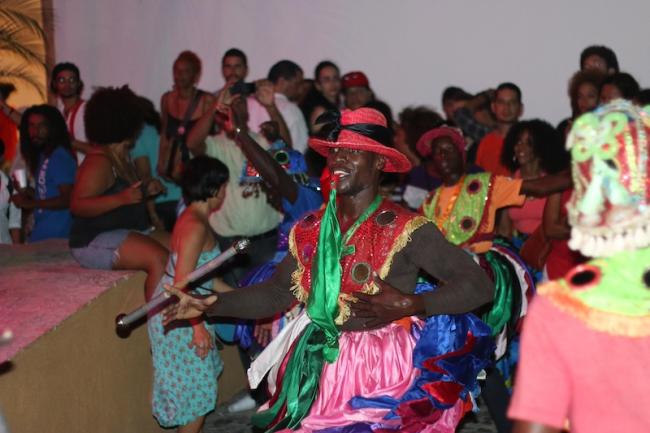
top-left (341, 71), bottom-right (369, 90)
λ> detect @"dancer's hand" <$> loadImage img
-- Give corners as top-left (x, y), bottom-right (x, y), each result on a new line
top-left (254, 321), bottom-right (273, 347)
top-left (162, 284), bottom-right (217, 325)
top-left (350, 274), bottom-right (423, 328)
top-left (189, 323), bottom-right (214, 359)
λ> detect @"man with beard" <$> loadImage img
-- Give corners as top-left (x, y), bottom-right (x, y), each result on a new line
top-left (11, 105), bottom-right (76, 241)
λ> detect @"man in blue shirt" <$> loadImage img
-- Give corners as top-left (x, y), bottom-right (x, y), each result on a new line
top-left (11, 105), bottom-right (76, 241)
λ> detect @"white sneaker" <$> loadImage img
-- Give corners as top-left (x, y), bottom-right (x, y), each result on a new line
top-left (227, 394), bottom-right (257, 413)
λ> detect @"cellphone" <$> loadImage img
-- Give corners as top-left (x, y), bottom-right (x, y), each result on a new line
top-left (230, 80), bottom-right (256, 96)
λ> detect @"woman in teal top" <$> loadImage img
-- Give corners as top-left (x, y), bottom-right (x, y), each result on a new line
top-left (132, 97), bottom-right (183, 232)
top-left (147, 155), bottom-right (229, 432)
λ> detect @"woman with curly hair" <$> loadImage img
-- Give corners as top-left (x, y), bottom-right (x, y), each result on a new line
top-left (500, 119), bottom-right (570, 239)
top-left (69, 86), bottom-right (168, 300)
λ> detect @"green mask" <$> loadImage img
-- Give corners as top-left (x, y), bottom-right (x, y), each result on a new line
top-left (540, 247), bottom-right (650, 337)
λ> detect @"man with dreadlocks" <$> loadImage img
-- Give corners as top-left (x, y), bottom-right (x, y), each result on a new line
top-left (163, 107), bottom-right (495, 433)
top-left (11, 105), bottom-right (77, 242)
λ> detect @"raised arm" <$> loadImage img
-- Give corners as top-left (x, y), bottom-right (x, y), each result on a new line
top-left (255, 80), bottom-right (293, 148)
top-left (231, 94), bottom-right (298, 203)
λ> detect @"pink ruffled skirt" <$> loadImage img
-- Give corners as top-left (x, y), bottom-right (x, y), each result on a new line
top-left (274, 321), bottom-right (466, 433)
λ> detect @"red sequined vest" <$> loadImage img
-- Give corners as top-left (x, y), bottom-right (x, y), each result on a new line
top-left (289, 199), bottom-right (428, 324)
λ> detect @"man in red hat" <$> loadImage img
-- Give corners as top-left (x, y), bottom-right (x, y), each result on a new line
top-left (341, 71), bottom-right (374, 110)
top-left (163, 108), bottom-right (495, 432)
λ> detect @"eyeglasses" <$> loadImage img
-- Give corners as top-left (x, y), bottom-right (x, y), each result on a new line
top-left (56, 76), bottom-right (78, 84)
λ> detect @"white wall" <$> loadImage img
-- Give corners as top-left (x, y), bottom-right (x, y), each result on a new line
top-left (53, 0), bottom-right (649, 125)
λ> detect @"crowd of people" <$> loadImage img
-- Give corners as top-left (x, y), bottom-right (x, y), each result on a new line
top-left (1, 43), bottom-right (649, 433)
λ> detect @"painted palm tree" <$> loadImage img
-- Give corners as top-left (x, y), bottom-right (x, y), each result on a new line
top-left (0, 0), bottom-right (47, 99)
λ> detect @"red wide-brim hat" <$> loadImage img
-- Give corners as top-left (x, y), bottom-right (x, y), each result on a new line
top-left (309, 108), bottom-right (412, 173)
top-left (416, 126), bottom-right (467, 160)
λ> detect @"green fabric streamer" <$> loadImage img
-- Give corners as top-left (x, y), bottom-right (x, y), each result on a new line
top-left (307, 185), bottom-right (344, 362)
top-left (482, 250), bottom-right (514, 337)
top-left (251, 323), bottom-right (328, 431)
top-left (252, 190), bottom-right (382, 431)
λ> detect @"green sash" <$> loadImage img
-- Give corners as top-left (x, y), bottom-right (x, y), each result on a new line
top-left (252, 190), bottom-right (382, 431)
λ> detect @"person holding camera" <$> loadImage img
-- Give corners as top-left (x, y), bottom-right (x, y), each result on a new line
top-left (219, 49), bottom-right (294, 150)
top-left (186, 88), bottom-right (282, 288)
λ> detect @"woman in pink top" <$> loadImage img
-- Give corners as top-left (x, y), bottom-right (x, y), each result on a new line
top-left (499, 120), bottom-right (569, 239)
